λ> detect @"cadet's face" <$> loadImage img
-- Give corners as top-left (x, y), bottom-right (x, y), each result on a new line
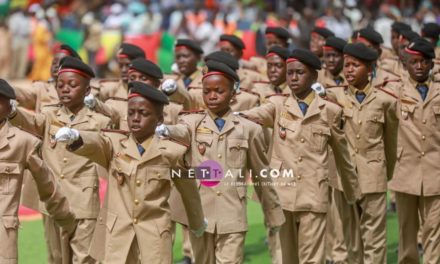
top-left (219, 41), bottom-right (241, 60)
top-left (117, 57), bottom-right (131, 83)
top-left (406, 54), bottom-right (433, 83)
top-left (323, 49), bottom-right (343, 76)
top-left (310, 34), bottom-right (325, 57)
top-left (127, 96), bottom-right (163, 142)
top-left (343, 55), bottom-right (371, 89)
top-left (286, 61), bottom-right (316, 98)
top-left (265, 34), bottom-right (288, 50)
top-left (202, 75), bottom-right (235, 116)
top-left (51, 53), bottom-right (68, 79)
top-left (175, 48), bottom-right (199, 76)
top-left (56, 72), bottom-right (90, 113)
top-left (398, 39), bottom-right (409, 62)
top-left (391, 31), bottom-right (400, 54)
top-left (266, 55), bottom-right (286, 86)
top-left (0, 96), bottom-right (11, 121)
top-left (128, 71), bottom-right (161, 88)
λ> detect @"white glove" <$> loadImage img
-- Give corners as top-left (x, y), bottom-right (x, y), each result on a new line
top-left (311, 82), bottom-right (326, 97)
top-left (191, 218), bottom-right (208, 238)
top-left (8, 99), bottom-right (17, 118)
top-left (55, 127), bottom-right (80, 145)
top-left (232, 111), bottom-right (240, 116)
top-left (84, 94), bottom-right (96, 109)
top-left (155, 124), bottom-right (169, 138)
top-left (161, 79), bottom-right (177, 95)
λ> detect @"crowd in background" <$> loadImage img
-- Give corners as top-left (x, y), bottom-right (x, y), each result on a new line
top-left (0, 0), bottom-right (439, 80)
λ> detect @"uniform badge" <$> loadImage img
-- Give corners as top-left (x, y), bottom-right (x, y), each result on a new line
top-left (401, 110), bottom-right (408, 120)
top-left (49, 136), bottom-right (57, 149)
top-left (198, 143), bottom-right (206, 155)
top-left (279, 126), bottom-right (286, 140)
top-left (116, 173), bottom-right (125, 185)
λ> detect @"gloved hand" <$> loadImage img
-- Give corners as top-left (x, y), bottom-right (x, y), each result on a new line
top-left (84, 94), bottom-right (96, 109)
top-left (191, 218), bottom-right (208, 238)
top-left (55, 127), bottom-right (80, 145)
top-left (161, 79), bottom-right (177, 95)
top-left (155, 124), bottom-right (169, 138)
top-left (8, 99), bottom-right (17, 118)
top-left (311, 82), bottom-right (326, 97)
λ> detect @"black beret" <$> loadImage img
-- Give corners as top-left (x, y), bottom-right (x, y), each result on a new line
top-left (175, 39), bottom-right (204, 54)
top-left (129, 58), bottom-right (163, 79)
top-left (287, 48), bottom-right (321, 70)
top-left (59, 56), bottom-right (95, 78)
top-left (220, 34), bottom-right (245, 50)
top-left (422, 23), bottom-right (440, 39)
top-left (204, 51), bottom-right (239, 70)
top-left (312, 27), bottom-right (335, 39)
top-left (0, 79), bottom-right (16, 99)
top-left (118, 43), bottom-right (146, 60)
top-left (128, 81), bottom-right (169, 105)
top-left (203, 60), bottom-right (239, 82)
top-left (400, 30), bottom-right (420, 41)
top-left (265, 27), bottom-right (290, 40)
top-left (358, 27), bottom-right (384, 45)
top-left (266, 45), bottom-right (290, 60)
top-left (57, 44), bottom-right (81, 60)
top-left (406, 38), bottom-right (435, 59)
top-left (324, 37), bottom-right (347, 52)
top-left (391, 22), bottom-right (412, 34)
top-left (343, 43), bottom-right (378, 62)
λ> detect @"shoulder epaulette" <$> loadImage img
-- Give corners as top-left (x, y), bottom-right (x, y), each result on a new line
top-left (265, 93), bottom-right (290, 99)
top-left (325, 84), bottom-right (348, 89)
top-left (188, 86), bottom-right (202, 90)
top-left (240, 88), bottom-right (260, 97)
top-left (323, 97), bottom-right (343, 108)
top-left (108, 97), bottom-right (127, 102)
top-left (101, 128), bottom-right (129, 135)
top-left (99, 78), bottom-right (119, 83)
top-left (379, 68), bottom-right (401, 78)
top-left (374, 79), bottom-right (401, 88)
top-left (178, 110), bottom-right (205, 115)
top-left (16, 126), bottom-right (43, 140)
top-left (235, 112), bottom-right (263, 126)
top-left (252, 80), bottom-right (270, 84)
top-left (377, 87), bottom-right (398, 99)
top-left (42, 103), bottom-right (62, 108)
top-left (163, 136), bottom-right (190, 148)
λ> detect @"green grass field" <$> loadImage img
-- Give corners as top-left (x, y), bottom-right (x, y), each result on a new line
top-left (18, 199), bottom-right (401, 264)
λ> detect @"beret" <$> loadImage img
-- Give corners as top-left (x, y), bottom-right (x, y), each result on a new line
top-left (266, 45), bottom-right (290, 60)
top-left (202, 60), bottom-right (239, 82)
top-left (391, 22), bottom-right (412, 34)
top-left (323, 37), bottom-right (347, 52)
top-left (204, 51), bottom-right (239, 70)
top-left (58, 56), bottom-right (95, 78)
top-left (358, 27), bottom-right (384, 45)
top-left (405, 38), bottom-right (435, 59)
top-left (128, 81), bottom-right (169, 105)
top-left (175, 39), bottom-right (204, 54)
top-left (118, 43), bottom-right (146, 60)
top-left (287, 48), bottom-right (321, 70)
top-left (422, 23), bottom-right (440, 39)
top-left (0, 79), bottom-right (16, 99)
top-left (129, 58), bottom-right (163, 79)
top-left (56, 44), bottom-right (81, 60)
top-left (219, 34), bottom-right (245, 50)
top-left (265, 27), bottom-right (290, 40)
top-left (343, 43), bottom-right (378, 62)
top-left (400, 30), bottom-right (420, 42)
top-left (312, 27), bottom-right (335, 39)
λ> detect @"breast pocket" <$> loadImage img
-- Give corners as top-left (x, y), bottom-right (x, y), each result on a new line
top-left (432, 105), bottom-right (440, 125)
top-left (309, 125), bottom-right (331, 153)
top-left (144, 167), bottom-right (172, 200)
top-left (226, 138), bottom-right (249, 168)
top-left (0, 163), bottom-right (22, 195)
top-left (366, 112), bottom-right (385, 139)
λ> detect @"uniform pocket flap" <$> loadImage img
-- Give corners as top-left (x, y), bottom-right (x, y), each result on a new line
top-left (367, 113), bottom-right (385, 123)
top-left (366, 150), bottom-right (384, 162)
top-left (402, 103), bottom-right (416, 114)
top-left (80, 176), bottom-right (99, 191)
top-left (433, 105), bottom-right (440, 115)
top-left (343, 108), bottom-right (354, 117)
top-left (2, 215), bottom-right (19, 229)
top-left (228, 138), bottom-right (249, 149)
top-left (236, 186), bottom-right (247, 199)
top-left (146, 167), bottom-right (171, 181)
top-left (397, 146), bottom-right (403, 160)
top-left (0, 163), bottom-right (20, 175)
top-left (311, 125), bottom-right (331, 136)
top-left (270, 157), bottom-right (283, 170)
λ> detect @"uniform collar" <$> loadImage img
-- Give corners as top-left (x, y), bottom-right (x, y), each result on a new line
top-left (0, 121), bottom-right (14, 150)
top-left (408, 76), bottom-right (431, 88)
top-left (293, 90), bottom-right (315, 106)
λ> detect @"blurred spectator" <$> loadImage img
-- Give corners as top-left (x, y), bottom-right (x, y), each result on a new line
top-left (82, 12), bottom-right (102, 73)
top-left (193, 9), bottom-right (222, 54)
top-left (374, 4), bottom-right (400, 49)
top-left (7, 8), bottom-right (31, 79)
top-left (321, 5), bottom-right (353, 40)
top-left (0, 20), bottom-right (11, 78)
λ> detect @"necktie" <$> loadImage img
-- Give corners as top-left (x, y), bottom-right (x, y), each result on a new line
top-left (334, 77), bottom-right (342, 85)
top-left (355, 91), bottom-right (366, 103)
top-left (183, 77), bottom-right (192, 88)
top-left (137, 144), bottom-right (145, 156)
top-left (416, 84), bottom-right (428, 101)
top-left (69, 115), bottom-right (75, 121)
top-left (274, 86), bottom-right (282, 94)
top-left (214, 118), bottom-right (225, 131)
top-left (298, 102), bottom-right (308, 116)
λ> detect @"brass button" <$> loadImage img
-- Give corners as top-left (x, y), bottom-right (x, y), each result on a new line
top-left (374, 117), bottom-right (378, 122)
top-left (358, 120), bottom-right (362, 125)
top-left (60, 174), bottom-right (65, 179)
top-left (236, 144), bottom-right (241, 148)
top-left (300, 138), bottom-right (305, 143)
top-left (217, 154), bottom-right (222, 158)
top-left (356, 135), bottom-right (360, 139)
top-left (318, 130), bottom-right (322, 134)
top-left (136, 180), bottom-right (141, 186)
top-left (133, 218), bottom-right (138, 224)
top-left (5, 167), bottom-right (10, 172)
top-left (118, 167), bottom-right (121, 172)
top-left (219, 136), bottom-right (224, 140)
top-left (297, 175), bottom-right (301, 180)
top-left (298, 156), bottom-right (303, 162)
top-left (358, 106), bottom-right (362, 111)
top-left (355, 148), bottom-right (359, 153)
top-left (422, 135), bottom-right (426, 140)
top-left (63, 158), bottom-right (67, 163)
top-left (99, 217), bottom-right (103, 221)
top-left (421, 152), bottom-right (425, 157)
top-left (423, 119), bottom-right (427, 124)
top-left (134, 199), bottom-right (139, 205)
top-left (156, 172), bottom-right (161, 178)
top-left (216, 191), bottom-right (222, 196)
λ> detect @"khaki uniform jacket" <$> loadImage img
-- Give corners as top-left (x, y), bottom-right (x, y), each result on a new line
top-left (248, 56), bottom-right (267, 76)
top-left (326, 84), bottom-right (399, 194)
top-left (10, 106), bottom-right (111, 219)
top-left (252, 81), bottom-right (290, 104)
top-left (317, 69), bottom-right (346, 88)
top-left (242, 95), bottom-right (361, 212)
top-left (389, 78), bottom-right (440, 196)
top-left (167, 110), bottom-right (285, 234)
top-left (96, 79), bottom-right (124, 102)
top-left (14, 80), bottom-right (59, 113)
top-left (0, 122), bottom-right (75, 263)
top-left (237, 68), bottom-right (264, 90)
top-left (71, 131), bottom-right (204, 263)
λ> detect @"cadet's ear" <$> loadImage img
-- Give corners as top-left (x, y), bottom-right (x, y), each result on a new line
top-left (85, 85), bottom-right (91, 96)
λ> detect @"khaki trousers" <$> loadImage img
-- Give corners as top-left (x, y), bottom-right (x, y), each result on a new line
top-left (326, 188), bottom-right (348, 263)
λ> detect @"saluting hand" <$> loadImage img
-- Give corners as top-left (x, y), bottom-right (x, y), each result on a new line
top-left (55, 127), bottom-right (80, 145)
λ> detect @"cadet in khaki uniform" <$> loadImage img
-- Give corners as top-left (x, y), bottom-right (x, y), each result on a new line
top-left (389, 39), bottom-right (440, 264)
top-left (9, 57), bottom-right (111, 264)
top-left (318, 37), bottom-right (347, 88)
top-left (97, 43), bottom-right (145, 102)
top-left (421, 23), bottom-right (440, 58)
top-left (163, 61), bottom-right (285, 264)
top-left (55, 82), bottom-right (206, 264)
top-left (240, 49), bottom-right (361, 264)
top-left (0, 80), bottom-right (76, 264)
top-left (326, 43), bottom-right (399, 264)
top-left (310, 27), bottom-right (335, 63)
